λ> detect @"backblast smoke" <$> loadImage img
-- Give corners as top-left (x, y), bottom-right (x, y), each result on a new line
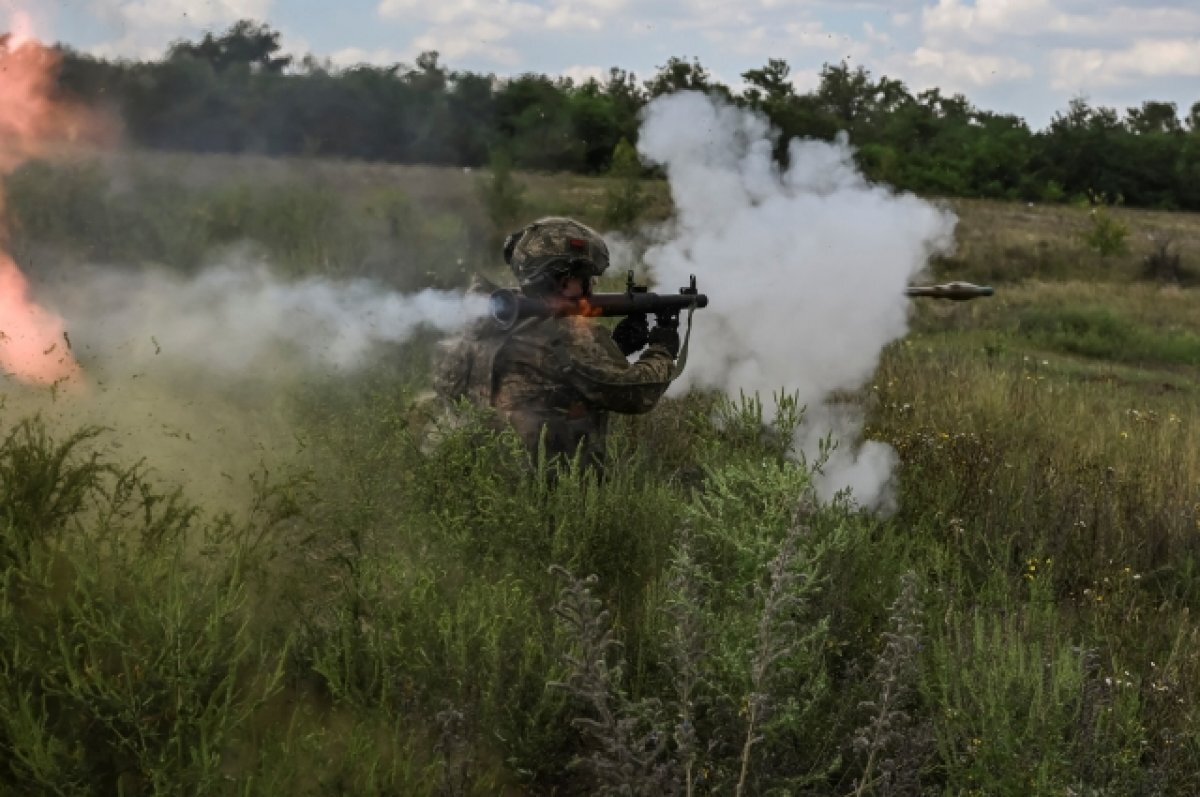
top-left (9, 258), bottom-right (486, 514)
top-left (0, 19), bottom-right (484, 512)
top-left (637, 91), bottom-right (956, 509)
top-left (48, 262), bottom-right (486, 381)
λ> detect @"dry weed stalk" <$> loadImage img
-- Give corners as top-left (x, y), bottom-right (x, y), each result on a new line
top-left (735, 518), bottom-right (810, 797)
top-left (666, 528), bottom-right (706, 797)
top-left (850, 572), bottom-right (930, 797)
top-left (549, 565), bottom-right (677, 796)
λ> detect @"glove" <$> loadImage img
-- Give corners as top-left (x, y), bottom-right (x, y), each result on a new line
top-left (647, 322), bottom-right (681, 359)
top-left (611, 313), bottom-right (649, 356)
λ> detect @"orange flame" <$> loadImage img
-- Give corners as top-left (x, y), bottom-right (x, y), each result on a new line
top-left (0, 254), bottom-right (76, 383)
top-left (574, 298), bottom-right (604, 319)
top-left (0, 15), bottom-right (110, 386)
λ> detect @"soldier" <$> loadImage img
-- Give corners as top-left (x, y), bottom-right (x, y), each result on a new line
top-left (433, 217), bottom-right (680, 470)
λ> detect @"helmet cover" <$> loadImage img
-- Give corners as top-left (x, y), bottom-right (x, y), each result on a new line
top-left (505, 217), bottom-right (610, 291)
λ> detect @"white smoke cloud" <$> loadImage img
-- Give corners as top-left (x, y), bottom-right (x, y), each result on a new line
top-left (6, 258), bottom-right (486, 515)
top-left (637, 91), bottom-right (955, 509)
top-left (49, 260), bottom-right (486, 380)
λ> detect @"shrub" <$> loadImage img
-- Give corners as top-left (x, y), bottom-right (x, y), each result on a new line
top-left (1140, 236), bottom-right (1197, 285)
top-left (603, 138), bottom-right (647, 231)
top-left (1016, 305), bottom-right (1200, 365)
top-left (0, 419), bottom-right (107, 563)
top-left (478, 148), bottom-right (527, 244)
top-left (1081, 207), bottom-right (1130, 258)
top-left (0, 417), bottom-right (296, 794)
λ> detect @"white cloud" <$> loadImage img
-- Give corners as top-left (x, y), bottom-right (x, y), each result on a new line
top-left (700, 18), bottom-right (862, 61)
top-left (548, 0), bottom-right (632, 28)
top-left (923, 0), bottom-right (1200, 45)
top-left (412, 19), bottom-right (520, 64)
top-left (675, 0), bottom-right (755, 28)
top-left (545, 5), bottom-right (604, 30)
top-left (379, 0), bottom-right (542, 26)
top-left (327, 46), bottom-right (412, 68)
top-left (1050, 38), bottom-right (1200, 88)
top-left (1055, 6), bottom-right (1200, 37)
top-left (863, 21), bottom-right (891, 46)
top-left (906, 46), bottom-right (1034, 87)
top-left (922, 0), bottom-right (1056, 44)
top-left (378, 0), bottom-right (631, 66)
top-left (561, 63), bottom-right (606, 84)
top-left (377, 0), bottom-right (627, 28)
top-left (87, 0), bottom-right (275, 58)
top-left (92, 0), bottom-right (273, 30)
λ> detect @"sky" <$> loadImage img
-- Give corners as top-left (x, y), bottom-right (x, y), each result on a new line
top-left (16, 0), bottom-right (1200, 131)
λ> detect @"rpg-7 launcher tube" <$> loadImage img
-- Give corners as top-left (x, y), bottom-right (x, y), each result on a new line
top-left (905, 281), bottom-right (995, 301)
top-left (490, 287), bottom-right (709, 331)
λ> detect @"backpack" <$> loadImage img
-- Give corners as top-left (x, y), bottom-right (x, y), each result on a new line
top-left (432, 318), bottom-right (513, 408)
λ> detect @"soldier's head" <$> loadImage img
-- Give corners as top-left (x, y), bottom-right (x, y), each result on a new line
top-left (503, 217), bottom-right (610, 297)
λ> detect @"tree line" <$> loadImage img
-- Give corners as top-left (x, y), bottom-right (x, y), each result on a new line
top-left (47, 20), bottom-right (1200, 210)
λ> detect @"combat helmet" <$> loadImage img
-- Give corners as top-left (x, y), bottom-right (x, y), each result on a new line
top-left (504, 217), bottom-right (610, 294)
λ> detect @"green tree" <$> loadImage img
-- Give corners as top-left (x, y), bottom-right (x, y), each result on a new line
top-left (479, 148), bottom-right (526, 245)
top-left (1125, 101), bottom-right (1181, 135)
top-left (1187, 101), bottom-right (1200, 132)
top-left (494, 74), bottom-right (583, 170)
top-left (446, 70), bottom-right (498, 165)
top-left (741, 58), bottom-right (794, 107)
top-left (1035, 97), bottom-right (1127, 202)
top-left (814, 62), bottom-right (875, 128)
top-left (603, 137), bottom-right (646, 230)
top-left (167, 19), bottom-right (291, 74)
top-left (645, 56), bottom-right (729, 98)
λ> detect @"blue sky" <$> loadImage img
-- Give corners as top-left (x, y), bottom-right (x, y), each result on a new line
top-left (17, 0), bottom-right (1200, 130)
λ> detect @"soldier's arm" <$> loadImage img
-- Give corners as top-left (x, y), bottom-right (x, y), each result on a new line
top-left (557, 325), bottom-right (675, 414)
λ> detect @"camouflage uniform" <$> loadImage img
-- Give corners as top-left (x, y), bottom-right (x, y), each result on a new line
top-left (433, 298), bottom-right (676, 466)
top-left (434, 216), bottom-right (678, 466)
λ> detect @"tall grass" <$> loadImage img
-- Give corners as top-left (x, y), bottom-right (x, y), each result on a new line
top-left (4, 154), bottom-right (1200, 793)
top-left (5, 158), bottom-right (481, 287)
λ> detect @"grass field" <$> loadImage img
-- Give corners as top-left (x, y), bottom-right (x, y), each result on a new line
top-left (2, 152), bottom-right (1200, 794)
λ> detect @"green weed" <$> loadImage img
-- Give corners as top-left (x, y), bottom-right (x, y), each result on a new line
top-left (1016, 305), bottom-right (1200, 365)
top-left (4, 156), bottom-right (1200, 793)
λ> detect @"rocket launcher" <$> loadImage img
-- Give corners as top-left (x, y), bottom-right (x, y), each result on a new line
top-left (490, 271), bottom-right (709, 331)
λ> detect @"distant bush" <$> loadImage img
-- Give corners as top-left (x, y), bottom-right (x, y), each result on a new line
top-left (1017, 305), bottom-right (1200, 365)
top-left (478, 148), bottom-right (527, 246)
top-left (603, 137), bottom-right (647, 231)
top-left (1040, 179), bottom-right (1066, 203)
top-left (1081, 207), bottom-right (1130, 258)
top-left (1140, 236), bottom-right (1198, 285)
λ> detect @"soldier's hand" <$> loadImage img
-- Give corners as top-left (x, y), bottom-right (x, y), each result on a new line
top-left (612, 313), bottom-right (650, 355)
top-left (647, 322), bottom-right (681, 359)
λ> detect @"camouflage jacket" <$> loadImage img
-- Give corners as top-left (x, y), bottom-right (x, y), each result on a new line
top-left (433, 311), bottom-right (675, 465)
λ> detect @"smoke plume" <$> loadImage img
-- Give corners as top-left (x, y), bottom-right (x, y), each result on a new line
top-left (0, 20), bottom-right (484, 513)
top-left (3, 257), bottom-right (486, 514)
top-left (637, 91), bottom-right (955, 509)
top-left (48, 261), bottom-right (486, 381)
